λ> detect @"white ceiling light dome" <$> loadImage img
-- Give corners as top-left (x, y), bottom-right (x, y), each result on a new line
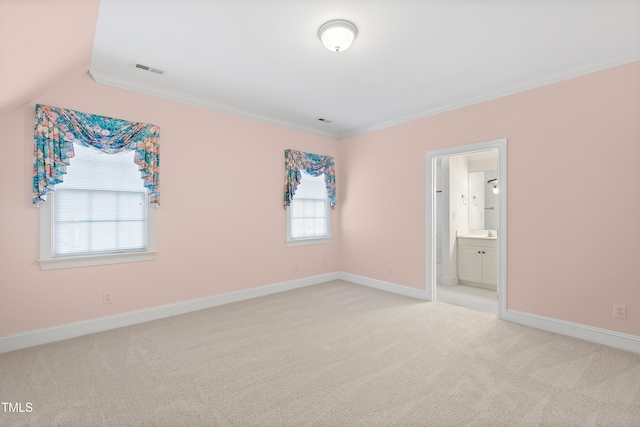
top-left (318, 19), bottom-right (357, 52)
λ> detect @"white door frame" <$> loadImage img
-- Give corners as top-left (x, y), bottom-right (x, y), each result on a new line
top-left (425, 139), bottom-right (507, 318)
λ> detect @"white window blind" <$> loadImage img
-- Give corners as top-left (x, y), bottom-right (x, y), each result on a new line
top-left (53, 144), bottom-right (147, 257)
top-left (289, 171), bottom-right (328, 239)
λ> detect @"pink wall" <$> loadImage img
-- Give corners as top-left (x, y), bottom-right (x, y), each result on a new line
top-left (0, 0), bottom-right (100, 116)
top-left (1, 0), bottom-right (638, 341)
top-left (0, 72), bottom-right (339, 337)
top-left (339, 61), bottom-right (640, 336)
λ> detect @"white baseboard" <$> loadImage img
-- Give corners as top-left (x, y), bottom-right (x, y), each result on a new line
top-left (3, 271), bottom-right (638, 355)
top-left (440, 275), bottom-right (459, 287)
top-left (338, 272), bottom-right (429, 300)
top-left (0, 272), bottom-right (338, 354)
top-left (337, 272), bottom-right (640, 353)
top-left (503, 309), bottom-right (640, 354)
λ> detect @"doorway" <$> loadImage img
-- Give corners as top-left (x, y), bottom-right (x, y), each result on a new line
top-left (426, 139), bottom-right (507, 318)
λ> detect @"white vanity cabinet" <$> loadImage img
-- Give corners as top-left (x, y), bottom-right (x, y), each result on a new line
top-left (457, 237), bottom-right (498, 290)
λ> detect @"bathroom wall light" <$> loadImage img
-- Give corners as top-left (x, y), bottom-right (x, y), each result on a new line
top-left (319, 19), bottom-right (357, 52)
top-left (487, 178), bottom-right (498, 194)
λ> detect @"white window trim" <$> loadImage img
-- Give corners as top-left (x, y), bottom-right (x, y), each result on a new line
top-left (37, 192), bottom-right (157, 270)
top-left (285, 235), bottom-right (332, 247)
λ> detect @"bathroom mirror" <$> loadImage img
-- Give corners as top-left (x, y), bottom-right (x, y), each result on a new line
top-left (468, 170), bottom-right (498, 230)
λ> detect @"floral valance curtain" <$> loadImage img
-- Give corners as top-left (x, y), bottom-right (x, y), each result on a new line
top-left (284, 149), bottom-right (336, 209)
top-left (33, 104), bottom-right (160, 206)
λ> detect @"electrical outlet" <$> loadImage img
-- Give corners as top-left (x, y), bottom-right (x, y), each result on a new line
top-left (293, 264), bottom-right (298, 272)
top-left (103, 292), bottom-right (113, 305)
top-left (388, 267), bottom-right (394, 275)
top-left (323, 260), bottom-right (328, 268)
top-left (613, 304), bottom-right (627, 320)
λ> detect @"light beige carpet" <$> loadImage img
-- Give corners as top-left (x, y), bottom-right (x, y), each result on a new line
top-left (1, 280), bottom-right (639, 426)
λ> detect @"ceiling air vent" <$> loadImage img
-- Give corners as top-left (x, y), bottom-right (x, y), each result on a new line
top-left (134, 63), bottom-right (165, 75)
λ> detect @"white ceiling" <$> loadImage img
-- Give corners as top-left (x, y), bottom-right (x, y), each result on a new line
top-left (90, 0), bottom-right (640, 139)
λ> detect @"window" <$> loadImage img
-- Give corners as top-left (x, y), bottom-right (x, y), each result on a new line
top-left (38, 144), bottom-right (156, 270)
top-left (286, 170), bottom-right (331, 246)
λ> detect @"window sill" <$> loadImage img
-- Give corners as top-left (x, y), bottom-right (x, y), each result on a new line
top-left (286, 237), bottom-right (331, 247)
top-left (37, 251), bottom-right (157, 271)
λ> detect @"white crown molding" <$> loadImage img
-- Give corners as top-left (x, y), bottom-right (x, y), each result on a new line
top-left (89, 70), bottom-right (338, 140)
top-left (337, 50), bottom-right (640, 140)
top-left (92, 50), bottom-right (639, 142)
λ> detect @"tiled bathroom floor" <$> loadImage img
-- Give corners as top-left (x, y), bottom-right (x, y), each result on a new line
top-left (436, 284), bottom-right (498, 315)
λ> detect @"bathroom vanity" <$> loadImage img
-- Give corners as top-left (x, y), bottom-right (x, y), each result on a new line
top-left (457, 233), bottom-right (498, 290)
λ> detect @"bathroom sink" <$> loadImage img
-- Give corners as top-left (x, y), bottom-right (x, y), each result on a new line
top-left (459, 234), bottom-right (497, 239)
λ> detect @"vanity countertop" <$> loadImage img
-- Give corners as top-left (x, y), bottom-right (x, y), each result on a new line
top-left (457, 234), bottom-right (497, 240)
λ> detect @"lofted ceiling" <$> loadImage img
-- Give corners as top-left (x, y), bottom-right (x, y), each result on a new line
top-left (90, 0), bottom-right (640, 139)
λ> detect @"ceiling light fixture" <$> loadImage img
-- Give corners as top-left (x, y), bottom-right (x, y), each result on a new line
top-left (318, 19), bottom-right (357, 52)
